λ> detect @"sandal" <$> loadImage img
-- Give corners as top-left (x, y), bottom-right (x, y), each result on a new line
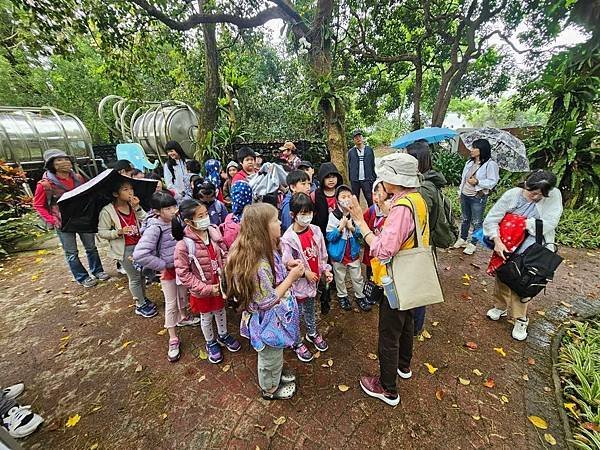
top-left (261, 382), bottom-right (296, 400)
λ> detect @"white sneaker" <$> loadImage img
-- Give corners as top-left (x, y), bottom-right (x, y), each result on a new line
top-left (512, 318), bottom-right (529, 341)
top-left (2, 405), bottom-right (44, 438)
top-left (177, 316), bottom-right (201, 327)
top-left (486, 307), bottom-right (508, 321)
top-left (463, 243), bottom-right (477, 255)
top-left (397, 368), bottom-right (412, 379)
top-left (452, 238), bottom-right (467, 248)
top-left (2, 383), bottom-right (24, 400)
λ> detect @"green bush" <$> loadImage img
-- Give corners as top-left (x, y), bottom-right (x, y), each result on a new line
top-left (0, 212), bottom-right (46, 256)
top-left (432, 149), bottom-right (464, 186)
top-left (557, 319), bottom-right (600, 449)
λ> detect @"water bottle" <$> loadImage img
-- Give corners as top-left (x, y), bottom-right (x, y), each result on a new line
top-left (381, 276), bottom-right (400, 310)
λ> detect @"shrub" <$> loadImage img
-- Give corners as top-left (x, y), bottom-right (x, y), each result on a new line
top-left (432, 149), bottom-right (464, 186)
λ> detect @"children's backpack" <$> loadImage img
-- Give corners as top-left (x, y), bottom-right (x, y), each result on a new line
top-left (419, 180), bottom-right (457, 249)
top-left (179, 234), bottom-right (228, 295)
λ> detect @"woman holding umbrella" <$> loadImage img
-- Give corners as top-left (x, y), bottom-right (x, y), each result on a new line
top-left (453, 139), bottom-right (499, 255)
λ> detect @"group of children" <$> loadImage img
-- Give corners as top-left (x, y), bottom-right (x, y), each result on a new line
top-left (93, 141), bottom-right (394, 401)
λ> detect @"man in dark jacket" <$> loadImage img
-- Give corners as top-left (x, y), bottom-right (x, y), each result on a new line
top-left (347, 129), bottom-right (377, 206)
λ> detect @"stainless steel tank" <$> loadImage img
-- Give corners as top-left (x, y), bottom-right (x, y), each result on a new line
top-left (99, 96), bottom-right (198, 162)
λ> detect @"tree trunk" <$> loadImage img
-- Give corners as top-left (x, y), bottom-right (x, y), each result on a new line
top-left (411, 52), bottom-right (423, 130)
top-left (196, 22), bottom-right (220, 159)
top-left (324, 99), bottom-right (347, 180)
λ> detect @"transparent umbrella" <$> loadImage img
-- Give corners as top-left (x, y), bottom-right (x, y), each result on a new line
top-left (460, 127), bottom-right (530, 172)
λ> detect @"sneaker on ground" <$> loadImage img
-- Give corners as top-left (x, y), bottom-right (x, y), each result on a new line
top-left (167, 338), bottom-right (180, 362)
top-left (94, 271), bottom-right (111, 281)
top-left (486, 307), bottom-right (508, 321)
top-left (397, 367), bottom-right (412, 379)
top-left (306, 333), bottom-right (328, 352)
top-left (452, 238), bottom-right (468, 248)
top-left (2, 405), bottom-right (44, 438)
top-left (262, 382), bottom-right (296, 400)
top-left (280, 369), bottom-right (296, 383)
top-left (294, 343), bottom-right (314, 362)
top-left (356, 297), bottom-right (372, 312)
top-left (79, 276), bottom-right (97, 288)
top-left (338, 296), bottom-right (352, 311)
top-left (116, 263), bottom-right (127, 275)
top-left (177, 316), bottom-right (201, 327)
top-left (143, 299), bottom-right (158, 311)
top-left (512, 317), bottom-right (529, 341)
top-left (217, 334), bottom-right (242, 352)
top-left (135, 301), bottom-right (158, 318)
top-left (206, 341), bottom-right (223, 364)
top-left (463, 242), bottom-right (477, 255)
top-left (359, 376), bottom-right (400, 407)
top-left (2, 383), bottom-right (24, 400)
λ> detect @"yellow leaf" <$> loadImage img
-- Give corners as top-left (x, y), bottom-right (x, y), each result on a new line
top-left (35, 257), bottom-right (43, 263)
top-left (273, 416), bottom-right (286, 425)
top-left (494, 347), bottom-right (506, 357)
top-left (522, 374), bottom-right (529, 381)
top-left (417, 334), bottom-right (425, 342)
top-left (424, 362), bottom-right (438, 374)
top-left (327, 359), bottom-right (333, 367)
top-left (500, 395), bottom-right (509, 403)
top-left (222, 364), bottom-right (231, 372)
top-left (198, 349), bottom-right (208, 360)
top-left (458, 377), bottom-right (471, 385)
top-left (60, 335), bottom-right (71, 341)
top-left (65, 414), bottom-right (81, 428)
top-left (462, 282), bottom-right (471, 286)
top-left (528, 415), bottom-right (548, 429)
top-left (472, 415), bottom-right (481, 421)
top-left (367, 353), bottom-right (378, 360)
top-left (121, 340), bottom-right (134, 349)
top-left (564, 402), bottom-right (578, 416)
top-left (421, 330), bottom-right (432, 339)
top-left (135, 364), bottom-right (143, 373)
top-left (157, 329), bottom-right (167, 335)
top-left (544, 433), bottom-right (557, 446)
top-left (536, 310), bottom-right (546, 316)
top-left (31, 274), bottom-right (39, 281)
top-left (161, 413), bottom-right (167, 420)
top-left (472, 369), bottom-right (483, 376)
top-left (90, 444), bottom-right (99, 450)
top-left (435, 389), bottom-right (445, 400)
top-left (198, 375), bottom-right (206, 382)
top-left (462, 274), bottom-right (472, 281)
top-left (37, 249), bottom-right (49, 255)
top-left (338, 384), bottom-right (350, 392)
top-left (313, 351), bottom-right (321, 359)
top-left (432, 321), bottom-right (439, 327)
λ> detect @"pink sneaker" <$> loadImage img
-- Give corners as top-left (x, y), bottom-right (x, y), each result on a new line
top-left (306, 333), bottom-right (328, 352)
top-left (294, 343), bottom-right (314, 362)
top-left (359, 376), bottom-right (400, 406)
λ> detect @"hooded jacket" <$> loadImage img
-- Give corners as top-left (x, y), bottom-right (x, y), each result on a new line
top-left (132, 215), bottom-right (177, 272)
top-left (281, 224), bottom-right (331, 299)
top-left (313, 162), bottom-right (343, 237)
top-left (98, 203), bottom-right (147, 260)
top-left (326, 207), bottom-right (362, 263)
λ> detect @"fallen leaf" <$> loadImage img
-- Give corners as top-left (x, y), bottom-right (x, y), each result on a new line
top-left (494, 347), bottom-right (507, 357)
top-left (522, 374), bottom-right (529, 381)
top-left (582, 422), bottom-right (600, 432)
top-left (161, 413), bottom-right (167, 420)
top-left (421, 330), bottom-right (432, 339)
top-left (60, 335), bottom-right (71, 341)
top-left (424, 362), bottom-right (438, 374)
top-left (367, 353), bottom-right (378, 360)
top-left (432, 321), bottom-right (439, 327)
top-left (536, 310), bottom-right (546, 316)
top-left (135, 364), bottom-right (143, 373)
top-left (254, 424), bottom-right (265, 431)
top-left (198, 349), bottom-right (208, 360)
top-left (313, 351), bottom-right (321, 359)
top-left (273, 416), bottom-right (286, 425)
top-left (31, 274), bottom-right (39, 281)
top-left (528, 416), bottom-right (548, 429)
top-left (472, 369), bottom-right (483, 376)
top-left (327, 359), bottom-right (333, 367)
top-left (121, 340), bottom-right (134, 349)
top-left (527, 357), bottom-right (536, 365)
top-left (462, 282), bottom-right (471, 286)
top-left (465, 341), bottom-right (478, 350)
top-left (157, 329), bottom-right (167, 335)
top-left (564, 402), bottom-right (578, 416)
top-left (560, 301), bottom-right (573, 308)
top-left (321, 363), bottom-right (329, 368)
top-left (500, 395), bottom-right (509, 404)
top-left (543, 386), bottom-right (551, 392)
top-left (483, 378), bottom-right (495, 388)
top-left (90, 444), bottom-right (99, 450)
top-left (458, 377), bottom-right (471, 385)
top-left (462, 274), bottom-right (472, 281)
top-left (198, 375), bottom-right (206, 382)
top-left (222, 364), bottom-right (231, 372)
top-left (65, 414), bottom-right (81, 428)
top-left (472, 415), bottom-right (481, 421)
top-left (435, 389), bottom-right (445, 400)
top-left (444, 266), bottom-right (451, 271)
top-left (338, 384), bottom-right (350, 392)
top-left (37, 249), bottom-right (49, 255)
top-left (417, 334), bottom-right (425, 342)
top-left (460, 293), bottom-right (472, 300)
top-left (544, 433), bottom-right (557, 446)
top-left (91, 405), bottom-right (101, 412)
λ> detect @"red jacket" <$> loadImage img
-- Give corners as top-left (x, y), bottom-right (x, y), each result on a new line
top-left (33, 171), bottom-right (85, 228)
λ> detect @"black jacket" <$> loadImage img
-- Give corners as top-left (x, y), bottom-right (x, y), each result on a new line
top-left (347, 145), bottom-right (376, 183)
top-left (313, 162), bottom-right (343, 238)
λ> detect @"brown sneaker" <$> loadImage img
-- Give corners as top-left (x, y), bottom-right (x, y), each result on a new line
top-left (359, 376), bottom-right (400, 406)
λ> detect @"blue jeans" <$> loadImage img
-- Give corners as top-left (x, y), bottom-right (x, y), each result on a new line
top-left (460, 193), bottom-right (488, 244)
top-left (56, 230), bottom-right (104, 283)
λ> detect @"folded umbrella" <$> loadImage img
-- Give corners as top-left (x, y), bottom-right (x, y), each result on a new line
top-left (460, 127), bottom-right (530, 172)
top-left (58, 169), bottom-right (158, 233)
top-left (248, 162), bottom-right (288, 199)
top-left (392, 127), bottom-right (458, 149)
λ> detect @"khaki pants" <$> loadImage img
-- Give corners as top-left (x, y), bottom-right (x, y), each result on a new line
top-left (494, 279), bottom-right (528, 319)
top-left (332, 260), bottom-right (365, 299)
top-left (257, 346), bottom-right (283, 392)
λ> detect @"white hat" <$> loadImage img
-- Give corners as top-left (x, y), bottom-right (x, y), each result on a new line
top-left (375, 153), bottom-right (420, 188)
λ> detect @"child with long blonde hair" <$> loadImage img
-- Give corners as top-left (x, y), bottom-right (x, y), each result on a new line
top-left (225, 203), bottom-right (304, 400)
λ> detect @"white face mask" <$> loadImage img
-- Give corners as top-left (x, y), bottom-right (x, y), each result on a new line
top-left (193, 217), bottom-right (211, 230)
top-left (295, 213), bottom-right (313, 227)
top-left (339, 199), bottom-right (351, 209)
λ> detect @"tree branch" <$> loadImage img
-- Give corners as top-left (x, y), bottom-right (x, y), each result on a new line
top-left (128, 0), bottom-right (286, 30)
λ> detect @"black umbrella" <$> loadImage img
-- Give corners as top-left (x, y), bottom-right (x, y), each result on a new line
top-left (58, 169), bottom-right (158, 233)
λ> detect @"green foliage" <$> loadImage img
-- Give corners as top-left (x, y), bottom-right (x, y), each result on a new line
top-left (555, 205), bottom-right (600, 248)
top-left (366, 116), bottom-right (410, 148)
top-left (432, 150), bottom-right (464, 186)
top-left (557, 320), bottom-right (600, 448)
top-left (449, 97), bottom-right (548, 128)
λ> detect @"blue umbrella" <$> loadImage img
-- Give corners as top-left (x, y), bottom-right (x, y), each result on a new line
top-left (391, 127), bottom-right (458, 149)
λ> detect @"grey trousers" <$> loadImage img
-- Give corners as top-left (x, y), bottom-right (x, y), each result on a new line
top-left (121, 245), bottom-right (146, 307)
top-left (257, 346), bottom-right (283, 391)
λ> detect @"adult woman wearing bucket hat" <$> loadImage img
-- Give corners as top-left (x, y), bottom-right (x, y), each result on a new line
top-left (348, 152), bottom-right (430, 406)
top-left (33, 149), bottom-right (110, 288)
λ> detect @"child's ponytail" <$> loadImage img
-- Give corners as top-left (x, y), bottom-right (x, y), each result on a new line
top-left (171, 198), bottom-right (202, 241)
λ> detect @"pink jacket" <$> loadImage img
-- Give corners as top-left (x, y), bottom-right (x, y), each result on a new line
top-left (281, 224), bottom-right (331, 299)
top-left (220, 213), bottom-right (241, 248)
top-left (174, 225), bottom-right (228, 297)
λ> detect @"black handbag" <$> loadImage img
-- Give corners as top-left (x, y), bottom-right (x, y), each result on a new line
top-left (495, 219), bottom-right (563, 302)
top-left (363, 280), bottom-right (384, 304)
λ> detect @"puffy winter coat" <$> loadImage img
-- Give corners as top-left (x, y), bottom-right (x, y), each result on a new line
top-left (174, 225), bottom-right (228, 297)
top-left (221, 213), bottom-right (241, 248)
top-left (132, 215), bottom-right (177, 271)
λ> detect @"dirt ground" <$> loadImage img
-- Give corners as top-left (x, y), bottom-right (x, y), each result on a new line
top-left (1, 239), bottom-right (598, 450)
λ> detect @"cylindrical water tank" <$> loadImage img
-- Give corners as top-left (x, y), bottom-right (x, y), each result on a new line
top-left (0, 106), bottom-right (96, 173)
top-left (131, 104), bottom-right (198, 161)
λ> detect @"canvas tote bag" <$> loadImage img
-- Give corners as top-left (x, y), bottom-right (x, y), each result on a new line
top-left (387, 197), bottom-right (445, 310)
